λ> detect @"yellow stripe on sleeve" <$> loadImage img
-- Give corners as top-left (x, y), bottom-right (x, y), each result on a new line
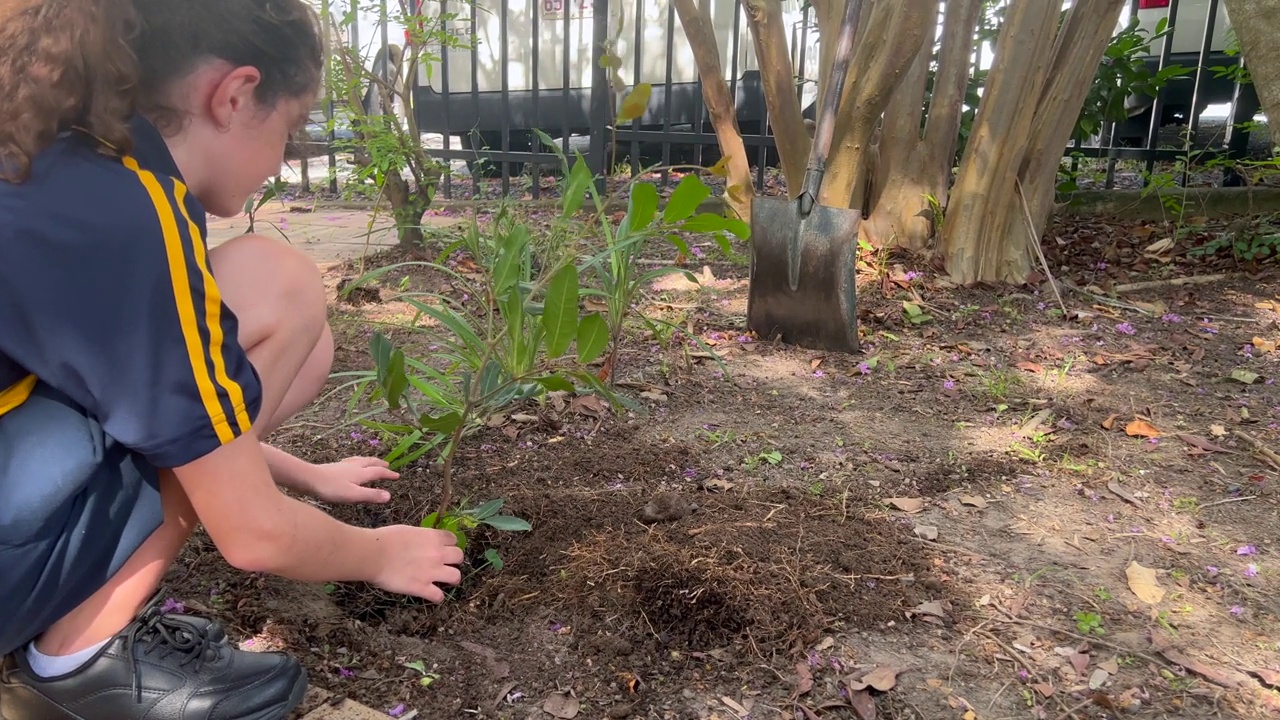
top-left (121, 155), bottom-right (235, 445)
top-left (172, 183), bottom-right (253, 435)
top-left (0, 374), bottom-right (37, 417)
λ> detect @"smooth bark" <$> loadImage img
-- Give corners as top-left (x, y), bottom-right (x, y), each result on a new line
top-left (740, 0), bottom-right (811, 196)
top-left (674, 0), bottom-right (754, 220)
top-left (940, 0), bottom-right (1060, 284)
top-left (818, 0), bottom-right (935, 211)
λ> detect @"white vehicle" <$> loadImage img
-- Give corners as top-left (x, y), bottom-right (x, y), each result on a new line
top-left (1119, 0), bottom-right (1261, 142)
top-left (406, 0), bottom-right (821, 166)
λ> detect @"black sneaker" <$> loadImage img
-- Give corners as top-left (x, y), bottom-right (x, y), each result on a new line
top-left (0, 605), bottom-right (306, 720)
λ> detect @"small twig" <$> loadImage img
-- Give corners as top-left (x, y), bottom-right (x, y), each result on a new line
top-left (991, 610), bottom-right (1170, 669)
top-left (1231, 429), bottom-right (1280, 470)
top-left (1112, 273), bottom-right (1229, 293)
top-left (974, 629), bottom-right (1072, 718)
top-left (1051, 697), bottom-right (1095, 720)
top-left (1199, 495), bottom-right (1259, 509)
top-left (1016, 178), bottom-right (1067, 317)
top-left (911, 538), bottom-right (996, 562)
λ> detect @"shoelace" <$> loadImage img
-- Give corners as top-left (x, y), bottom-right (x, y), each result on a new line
top-left (125, 612), bottom-right (220, 703)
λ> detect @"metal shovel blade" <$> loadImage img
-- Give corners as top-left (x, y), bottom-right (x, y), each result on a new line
top-left (746, 195), bottom-right (862, 353)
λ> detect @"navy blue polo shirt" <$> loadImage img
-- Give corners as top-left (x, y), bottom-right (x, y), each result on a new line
top-left (0, 116), bottom-right (263, 468)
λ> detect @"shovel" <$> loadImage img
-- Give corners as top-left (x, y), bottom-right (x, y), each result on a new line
top-left (746, 0), bottom-right (864, 353)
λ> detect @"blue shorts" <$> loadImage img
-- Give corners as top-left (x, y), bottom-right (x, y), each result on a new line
top-left (0, 381), bottom-right (164, 657)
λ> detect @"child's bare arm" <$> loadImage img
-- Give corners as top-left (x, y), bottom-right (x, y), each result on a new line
top-left (171, 433), bottom-right (463, 602)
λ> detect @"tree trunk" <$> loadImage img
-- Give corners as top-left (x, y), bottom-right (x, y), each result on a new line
top-left (940, 0), bottom-right (1060, 285)
top-left (1220, 0), bottom-right (1280, 139)
top-left (818, 0), bottom-right (935, 211)
top-left (740, 0), bottom-right (810, 196)
top-left (862, 0), bottom-right (939, 250)
top-left (674, 0), bottom-right (754, 220)
top-left (1017, 0), bottom-right (1127, 235)
top-left (921, 0), bottom-right (984, 212)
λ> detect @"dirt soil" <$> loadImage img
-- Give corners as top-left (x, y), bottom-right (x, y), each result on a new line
top-left (166, 210), bottom-right (1280, 720)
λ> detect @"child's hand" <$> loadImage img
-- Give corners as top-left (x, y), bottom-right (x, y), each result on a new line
top-left (301, 456), bottom-right (399, 504)
top-left (370, 526), bottom-right (465, 602)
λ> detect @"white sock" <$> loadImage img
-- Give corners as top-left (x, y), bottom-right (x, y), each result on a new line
top-left (26, 638), bottom-right (110, 678)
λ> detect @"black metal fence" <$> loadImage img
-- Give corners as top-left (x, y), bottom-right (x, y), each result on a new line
top-left (303, 0), bottom-right (1266, 199)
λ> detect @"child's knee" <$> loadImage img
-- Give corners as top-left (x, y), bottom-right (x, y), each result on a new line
top-left (210, 234), bottom-right (327, 341)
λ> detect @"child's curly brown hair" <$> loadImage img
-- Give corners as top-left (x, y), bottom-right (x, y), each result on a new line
top-left (0, 0), bottom-right (326, 183)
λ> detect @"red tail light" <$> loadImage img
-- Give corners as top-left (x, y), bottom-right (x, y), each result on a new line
top-left (1138, 0), bottom-right (1170, 8)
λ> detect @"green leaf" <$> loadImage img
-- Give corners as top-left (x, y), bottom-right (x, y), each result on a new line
top-left (616, 82), bottom-right (652, 123)
top-left (628, 182), bottom-right (659, 231)
top-left (665, 233), bottom-right (691, 256)
top-left (679, 212), bottom-right (729, 233)
top-left (468, 498), bottom-right (504, 519)
top-left (534, 374), bottom-right (577, 393)
top-left (541, 263), bottom-right (580, 358)
top-left (664, 175), bottom-right (711, 223)
top-left (478, 359), bottom-right (504, 398)
top-left (385, 429), bottom-right (424, 467)
top-left (484, 548), bottom-right (504, 571)
top-left (493, 225), bottom-right (530, 294)
top-left (384, 349), bottom-right (408, 410)
top-left (418, 411), bottom-right (463, 433)
top-left (481, 515), bottom-right (533, 532)
top-left (371, 331), bottom-right (394, 381)
top-left (576, 312), bottom-right (610, 364)
top-left (562, 155), bottom-right (593, 219)
top-left (420, 511), bottom-right (440, 528)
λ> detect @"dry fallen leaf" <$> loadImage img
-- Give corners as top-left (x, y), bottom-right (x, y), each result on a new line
top-left (1032, 682), bottom-right (1055, 698)
top-left (1107, 478), bottom-right (1142, 506)
top-left (1229, 368), bottom-right (1260, 384)
top-left (1210, 423), bottom-right (1227, 437)
top-left (1102, 413), bottom-right (1119, 431)
top-left (1175, 433), bottom-right (1230, 454)
top-left (719, 696), bottom-right (749, 717)
top-left (1126, 561), bottom-right (1165, 604)
top-left (911, 600), bottom-right (947, 618)
top-left (1015, 361), bottom-right (1045, 374)
top-left (542, 692), bottom-right (580, 719)
top-left (914, 525), bottom-right (939, 541)
top-left (1251, 668), bottom-right (1280, 688)
top-left (886, 497), bottom-right (925, 513)
top-left (849, 689), bottom-right (876, 720)
top-left (792, 662), bottom-right (814, 698)
top-left (857, 666), bottom-right (899, 692)
top-left (568, 394), bottom-right (608, 417)
top-left (1125, 419), bottom-right (1162, 438)
top-left (959, 495), bottom-right (989, 509)
top-left (702, 479), bottom-right (736, 493)
top-left (1253, 337), bottom-right (1277, 354)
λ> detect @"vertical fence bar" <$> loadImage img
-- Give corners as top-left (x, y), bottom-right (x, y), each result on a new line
top-left (729, 0), bottom-right (743, 180)
top-left (323, 0), bottom-right (338, 195)
top-left (531, 0), bottom-right (542, 198)
top-left (500, 0), bottom-right (512, 196)
top-left (1182, 0), bottom-right (1218, 185)
top-left (661, 1), bottom-right (676, 187)
top-left (470, 0), bottom-right (481, 197)
top-left (631, 0), bottom-right (644, 177)
top-left (588, 0), bottom-right (612, 191)
top-left (689, 0), bottom-right (705, 170)
top-left (561, 3), bottom-right (571, 159)
top-left (440, 0), bottom-right (455, 199)
top-left (1143, 0), bottom-right (1180, 181)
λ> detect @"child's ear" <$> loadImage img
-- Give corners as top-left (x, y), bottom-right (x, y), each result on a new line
top-left (207, 65), bottom-right (264, 130)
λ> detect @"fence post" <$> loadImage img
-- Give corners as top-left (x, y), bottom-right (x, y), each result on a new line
top-left (588, 0), bottom-right (613, 192)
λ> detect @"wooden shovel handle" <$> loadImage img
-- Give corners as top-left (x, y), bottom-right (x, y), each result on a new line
top-left (801, 0), bottom-right (864, 203)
